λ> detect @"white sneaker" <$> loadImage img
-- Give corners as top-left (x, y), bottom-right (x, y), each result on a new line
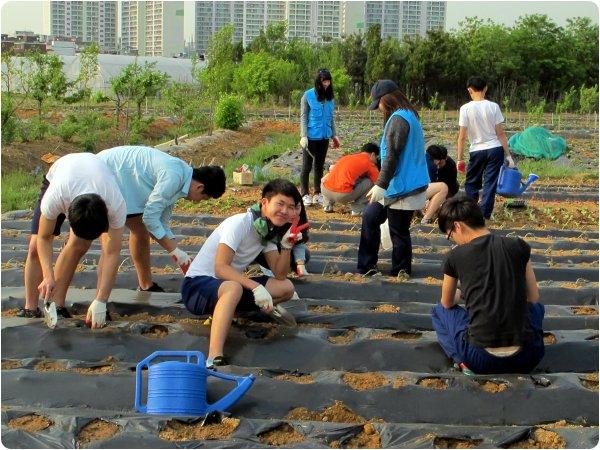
top-left (350, 210), bottom-right (362, 217)
top-left (323, 204), bottom-right (333, 213)
top-left (302, 194), bottom-right (313, 206)
top-left (312, 193), bottom-right (324, 205)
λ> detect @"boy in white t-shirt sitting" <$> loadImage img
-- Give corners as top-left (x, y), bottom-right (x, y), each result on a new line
top-left (182, 179), bottom-right (301, 368)
top-left (457, 76), bottom-right (515, 219)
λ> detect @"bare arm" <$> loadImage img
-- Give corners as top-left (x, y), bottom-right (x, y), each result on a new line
top-left (440, 274), bottom-right (459, 309)
top-left (36, 216), bottom-right (57, 300)
top-left (214, 243), bottom-right (261, 290)
top-left (262, 248), bottom-right (293, 280)
top-left (525, 261), bottom-right (539, 303)
top-left (96, 226), bottom-right (124, 301)
top-left (457, 126), bottom-right (468, 162)
top-left (495, 123), bottom-right (511, 157)
top-left (154, 235), bottom-right (177, 253)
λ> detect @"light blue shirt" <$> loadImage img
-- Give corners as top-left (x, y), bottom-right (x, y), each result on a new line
top-left (97, 146), bottom-right (192, 240)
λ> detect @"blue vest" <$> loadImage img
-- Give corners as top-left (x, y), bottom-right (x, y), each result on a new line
top-left (305, 88), bottom-right (334, 140)
top-left (379, 109), bottom-right (430, 198)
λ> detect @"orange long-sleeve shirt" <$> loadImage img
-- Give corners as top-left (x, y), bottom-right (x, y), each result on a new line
top-left (323, 152), bottom-right (379, 193)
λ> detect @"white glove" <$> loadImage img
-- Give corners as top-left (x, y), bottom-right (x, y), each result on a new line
top-left (169, 247), bottom-right (192, 274)
top-left (366, 185), bottom-right (386, 204)
top-left (252, 285), bottom-right (273, 312)
top-left (300, 137), bottom-right (308, 149)
top-left (281, 229), bottom-right (303, 250)
top-left (85, 299), bottom-right (107, 329)
top-left (505, 155), bottom-right (516, 168)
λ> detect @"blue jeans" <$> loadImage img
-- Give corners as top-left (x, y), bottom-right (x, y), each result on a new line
top-left (464, 146), bottom-right (504, 219)
top-left (431, 303), bottom-right (545, 374)
top-left (357, 202), bottom-right (414, 275)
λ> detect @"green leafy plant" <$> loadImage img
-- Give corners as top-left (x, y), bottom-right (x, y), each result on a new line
top-left (214, 94), bottom-right (244, 131)
top-left (579, 84), bottom-right (598, 114)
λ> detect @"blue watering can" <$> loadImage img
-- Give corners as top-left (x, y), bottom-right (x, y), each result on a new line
top-left (135, 351), bottom-right (255, 416)
top-left (496, 166), bottom-right (539, 198)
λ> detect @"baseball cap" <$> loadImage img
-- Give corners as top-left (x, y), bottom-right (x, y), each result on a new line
top-left (368, 79), bottom-right (399, 110)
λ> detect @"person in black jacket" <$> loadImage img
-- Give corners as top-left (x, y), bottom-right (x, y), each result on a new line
top-left (421, 145), bottom-right (459, 224)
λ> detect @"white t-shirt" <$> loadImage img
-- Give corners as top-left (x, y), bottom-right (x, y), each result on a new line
top-left (42, 153), bottom-right (126, 229)
top-left (186, 211), bottom-right (278, 278)
top-left (458, 100), bottom-right (504, 152)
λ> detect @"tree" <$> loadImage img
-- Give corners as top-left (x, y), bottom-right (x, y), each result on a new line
top-left (365, 24), bottom-right (382, 86)
top-left (23, 51), bottom-right (68, 118)
top-left (1, 51), bottom-right (28, 143)
top-left (76, 42), bottom-right (99, 100)
top-left (199, 24), bottom-right (236, 97)
top-left (340, 32), bottom-right (367, 99)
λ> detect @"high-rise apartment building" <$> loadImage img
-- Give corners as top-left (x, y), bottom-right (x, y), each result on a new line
top-left (287, 1), bottom-right (341, 43)
top-left (50, 1), bottom-right (117, 53)
top-left (121, 1), bottom-right (146, 55)
top-left (364, 1), bottom-right (446, 40)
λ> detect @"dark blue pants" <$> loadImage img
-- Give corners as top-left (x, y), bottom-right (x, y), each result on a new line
top-left (464, 146), bottom-right (504, 219)
top-left (357, 202), bottom-right (414, 276)
top-left (431, 302), bottom-right (545, 374)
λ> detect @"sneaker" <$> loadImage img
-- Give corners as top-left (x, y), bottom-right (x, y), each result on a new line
top-left (16, 307), bottom-right (42, 318)
top-left (350, 210), bottom-right (362, 217)
top-left (269, 304), bottom-right (297, 327)
top-left (323, 204), bottom-right (333, 213)
top-left (302, 194), bottom-right (313, 206)
top-left (312, 193), bottom-right (324, 205)
top-left (56, 306), bottom-right (71, 319)
top-left (296, 264), bottom-right (309, 277)
top-left (206, 355), bottom-right (229, 370)
top-left (137, 282), bottom-right (165, 292)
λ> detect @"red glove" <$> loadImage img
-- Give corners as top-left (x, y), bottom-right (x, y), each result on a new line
top-left (169, 247), bottom-right (192, 274)
top-left (281, 216), bottom-right (309, 249)
top-left (457, 160), bottom-right (466, 174)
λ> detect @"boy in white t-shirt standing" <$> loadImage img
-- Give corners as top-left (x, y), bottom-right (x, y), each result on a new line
top-left (182, 179), bottom-right (301, 368)
top-left (457, 76), bottom-right (515, 219)
top-left (20, 153), bottom-right (127, 329)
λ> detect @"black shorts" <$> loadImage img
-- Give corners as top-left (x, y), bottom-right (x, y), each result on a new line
top-left (126, 213), bottom-right (143, 219)
top-left (31, 177), bottom-right (66, 236)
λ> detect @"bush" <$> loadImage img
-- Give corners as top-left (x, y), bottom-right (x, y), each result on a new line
top-left (30, 118), bottom-right (49, 140)
top-left (290, 89), bottom-right (303, 106)
top-left (64, 88), bottom-right (91, 104)
top-left (91, 90), bottom-right (110, 103)
top-left (56, 117), bottom-right (79, 141)
top-left (214, 94), bottom-right (244, 130)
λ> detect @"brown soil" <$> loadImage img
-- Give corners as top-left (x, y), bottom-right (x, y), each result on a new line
top-left (370, 330), bottom-right (422, 340)
top-left (342, 372), bottom-right (389, 391)
top-left (418, 377), bottom-right (449, 390)
top-left (570, 306), bottom-right (598, 315)
top-left (371, 304), bottom-right (400, 313)
top-left (141, 324), bottom-right (169, 338)
top-left (113, 312), bottom-right (176, 323)
top-left (2, 308), bottom-right (20, 317)
top-left (541, 420), bottom-right (584, 428)
top-left (393, 377), bottom-right (408, 388)
top-left (424, 276), bottom-right (443, 285)
top-left (77, 419), bottom-right (121, 446)
top-left (508, 428), bottom-right (566, 449)
top-left (1, 360), bottom-right (22, 370)
top-left (179, 236), bottom-right (207, 246)
top-left (74, 364), bottom-right (113, 375)
top-left (298, 322), bottom-right (333, 329)
top-left (273, 373), bottom-right (315, 384)
top-left (309, 305), bottom-right (341, 313)
top-left (8, 414), bottom-right (53, 432)
top-left (330, 423), bottom-right (381, 449)
top-left (434, 437), bottom-right (483, 448)
top-left (478, 380), bottom-right (509, 393)
top-left (35, 360), bottom-right (68, 372)
top-left (159, 417), bottom-right (240, 441)
top-left (580, 372), bottom-right (598, 391)
top-left (559, 282), bottom-right (583, 289)
top-left (258, 423), bottom-right (305, 446)
top-left (151, 265), bottom-right (178, 274)
top-left (285, 401), bottom-right (366, 424)
top-left (328, 329), bottom-right (357, 345)
top-left (543, 333), bottom-right (557, 345)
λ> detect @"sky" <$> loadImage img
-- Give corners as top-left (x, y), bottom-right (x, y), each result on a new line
top-left (0, 0), bottom-right (598, 38)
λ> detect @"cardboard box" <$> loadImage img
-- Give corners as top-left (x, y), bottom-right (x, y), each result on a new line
top-left (233, 171), bottom-right (253, 185)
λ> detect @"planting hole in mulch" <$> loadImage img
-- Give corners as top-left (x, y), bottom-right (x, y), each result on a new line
top-left (77, 419), bottom-right (121, 446)
top-left (328, 329), bottom-right (356, 345)
top-left (477, 379), bottom-right (509, 393)
top-left (393, 377), bottom-right (408, 388)
top-left (273, 373), bottom-right (315, 384)
top-left (543, 332), bottom-right (556, 345)
top-left (8, 414), bottom-right (53, 432)
top-left (342, 372), bottom-right (389, 391)
top-left (580, 372), bottom-right (598, 391)
top-left (141, 324), bottom-right (169, 339)
top-left (330, 423), bottom-right (381, 448)
top-left (309, 305), bottom-right (340, 313)
top-left (370, 330), bottom-right (422, 340)
top-left (541, 420), bottom-right (584, 428)
top-left (298, 322), bottom-right (334, 329)
top-left (1, 360), bottom-right (22, 370)
top-left (424, 276), bottom-right (443, 285)
top-left (371, 304), bottom-right (400, 313)
top-left (285, 401), bottom-right (366, 423)
top-left (35, 360), bottom-right (68, 372)
top-left (585, 333), bottom-right (599, 340)
top-left (114, 312), bottom-right (176, 323)
top-left (507, 428), bottom-right (566, 448)
top-left (74, 364), bottom-right (113, 375)
top-left (159, 417), bottom-right (240, 441)
top-left (570, 306), bottom-right (598, 315)
top-left (244, 324), bottom-right (279, 340)
top-left (258, 423), bottom-right (305, 446)
top-left (433, 436), bottom-right (483, 448)
top-left (2, 308), bottom-right (20, 317)
top-left (418, 377), bottom-right (449, 390)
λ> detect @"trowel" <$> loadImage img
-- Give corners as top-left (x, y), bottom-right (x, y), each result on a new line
top-left (43, 301), bottom-right (58, 329)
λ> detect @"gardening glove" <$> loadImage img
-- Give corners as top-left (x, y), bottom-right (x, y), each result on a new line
top-left (505, 155), bottom-right (516, 168)
top-left (457, 160), bottom-right (466, 174)
top-left (281, 216), bottom-right (309, 250)
top-left (331, 136), bottom-right (341, 148)
top-left (85, 299), bottom-right (107, 329)
top-left (366, 185), bottom-right (386, 204)
top-left (300, 137), bottom-right (308, 149)
top-left (169, 247), bottom-right (192, 274)
top-left (252, 285), bottom-right (273, 313)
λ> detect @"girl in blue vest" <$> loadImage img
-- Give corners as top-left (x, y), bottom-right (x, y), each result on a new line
top-left (299, 68), bottom-right (341, 207)
top-left (357, 80), bottom-right (430, 276)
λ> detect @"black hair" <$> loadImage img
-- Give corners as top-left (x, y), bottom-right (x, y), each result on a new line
top-left (437, 194), bottom-right (485, 234)
top-left (68, 193), bottom-right (109, 240)
top-left (361, 142), bottom-right (380, 156)
top-left (466, 76), bottom-right (487, 92)
top-left (192, 166), bottom-right (226, 198)
top-left (315, 68), bottom-right (334, 102)
top-left (261, 178), bottom-right (301, 204)
top-left (426, 144), bottom-right (448, 160)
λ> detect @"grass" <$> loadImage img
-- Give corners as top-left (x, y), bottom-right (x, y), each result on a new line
top-left (1, 170), bottom-right (42, 212)
top-left (515, 158), bottom-right (596, 180)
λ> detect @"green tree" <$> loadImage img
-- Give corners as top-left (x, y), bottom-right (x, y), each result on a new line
top-left (340, 33), bottom-right (367, 99)
top-left (330, 67), bottom-right (352, 105)
top-left (199, 24), bottom-right (236, 97)
top-left (564, 17), bottom-right (599, 86)
top-left (1, 51), bottom-right (28, 144)
top-left (365, 24), bottom-right (382, 86)
top-left (75, 42), bottom-right (99, 102)
top-left (23, 51), bottom-right (68, 118)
